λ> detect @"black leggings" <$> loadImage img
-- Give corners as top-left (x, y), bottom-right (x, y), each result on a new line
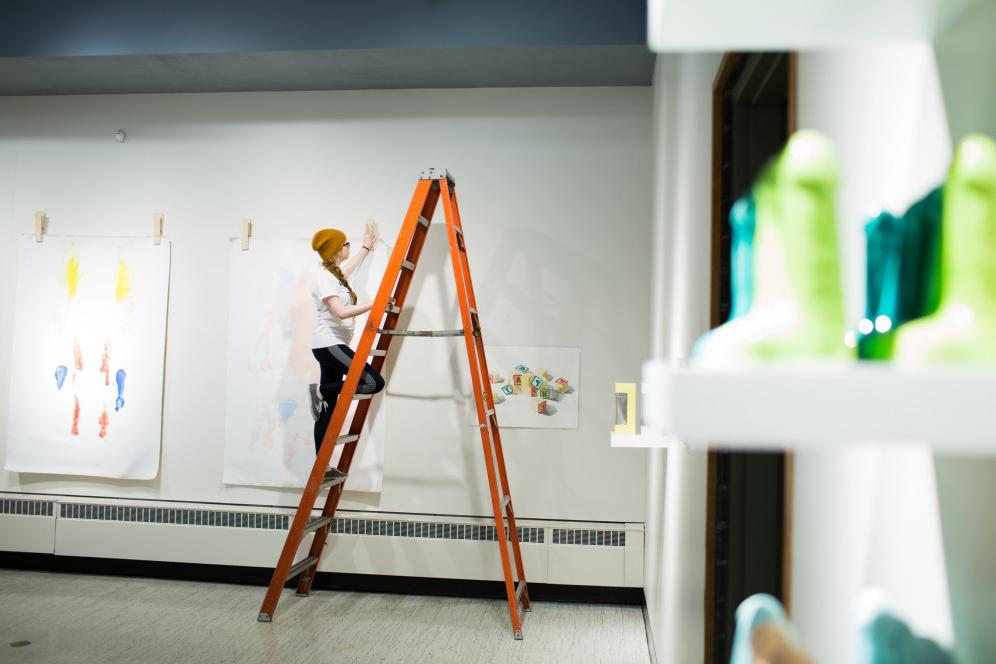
top-left (312, 344), bottom-right (385, 454)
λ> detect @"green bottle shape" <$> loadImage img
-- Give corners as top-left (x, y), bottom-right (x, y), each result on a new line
top-left (894, 135), bottom-right (996, 363)
top-left (694, 130), bottom-right (851, 364)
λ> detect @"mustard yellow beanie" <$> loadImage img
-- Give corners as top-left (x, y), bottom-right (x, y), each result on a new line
top-left (311, 229), bottom-right (347, 261)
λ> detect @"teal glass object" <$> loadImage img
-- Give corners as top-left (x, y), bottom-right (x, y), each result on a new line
top-left (729, 193), bottom-right (757, 321)
top-left (858, 188), bottom-right (942, 360)
top-left (858, 607), bottom-right (954, 664)
top-left (730, 594), bottom-right (788, 664)
top-left (690, 191), bottom-right (756, 358)
top-left (860, 209), bottom-right (902, 359)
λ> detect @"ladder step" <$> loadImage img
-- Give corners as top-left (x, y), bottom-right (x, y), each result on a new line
top-left (287, 556), bottom-right (319, 580)
top-left (515, 581), bottom-right (527, 605)
top-left (401, 260), bottom-right (416, 271)
top-left (468, 307), bottom-right (477, 315)
top-left (418, 215), bottom-right (430, 228)
top-left (337, 434), bottom-right (359, 446)
top-left (379, 329), bottom-right (465, 337)
top-left (387, 305), bottom-right (401, 315)
top-left (304, 516), bottom-right (333, 534)
top-left (352, 393), bottom-right (374, 400)
top-left (486, 409), bottom-right (495, 416)
top-left (501, 495), bottom-right (511, 511)
top-left (454, 226), bottom-right (463, 236)
top-left (369, 349), bottom-right (387, 357)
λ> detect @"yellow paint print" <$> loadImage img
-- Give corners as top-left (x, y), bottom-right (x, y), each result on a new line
top-left (115, 258), bottom-right (132, 301)
top-left (64, 252), bottom-right (81, 299)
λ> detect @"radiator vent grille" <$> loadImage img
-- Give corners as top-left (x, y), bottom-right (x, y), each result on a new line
top-left (330, 518), bottom-right (544, 544)
top-left (0, 498), bottom-right (55, 517)
top-left (551, 528), bottom-right (626, 547)
top-left (59, 503), bottom-right (289, 530)
top-left (55, 503), bottom-right (546, 543)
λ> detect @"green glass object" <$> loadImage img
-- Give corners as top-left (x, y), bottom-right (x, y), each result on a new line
top-left (694, 130), bottom-right (851, 364)
top-left (894, 134), bottom-right (996, 363)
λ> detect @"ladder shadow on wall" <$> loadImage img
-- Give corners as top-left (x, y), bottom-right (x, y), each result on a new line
top-left (381, 224), bottom-right (483, 502)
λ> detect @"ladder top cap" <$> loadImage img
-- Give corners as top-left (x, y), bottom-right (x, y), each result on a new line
top-left (418, 167), bottom-right (455, 184)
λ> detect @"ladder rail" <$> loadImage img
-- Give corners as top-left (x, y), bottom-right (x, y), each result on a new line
top-left (294, 182), bottom-right (440, 597)
top-left (439, 179), bottom-right (525, 637)
top-left (442, 181), bottom-right (531, 612)
top-left (259, 179), bottom-right (436, 616)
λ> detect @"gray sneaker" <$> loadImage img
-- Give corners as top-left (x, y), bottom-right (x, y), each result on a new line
top-left (324, 467), bottom-right (348, 482)
top-left (308, 384), bottom-right (326, 421)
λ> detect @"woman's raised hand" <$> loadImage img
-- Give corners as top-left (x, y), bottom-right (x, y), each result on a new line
top-left (363, 220), bottom-right (378, 249)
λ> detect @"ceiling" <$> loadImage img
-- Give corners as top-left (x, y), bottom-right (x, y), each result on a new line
top-left (0, 1), bottom-right (655, 95)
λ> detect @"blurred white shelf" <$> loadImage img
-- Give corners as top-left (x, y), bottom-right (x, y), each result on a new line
top-left (641, 360), bottom-right (996, 455)
top-left (609, 427), bottom-right (685, 449)
top-left (648, 0), bottom-right (978, 50)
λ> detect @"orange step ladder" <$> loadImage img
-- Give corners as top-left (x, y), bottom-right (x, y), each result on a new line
top-left (257, 168), bottom-right (532, 639)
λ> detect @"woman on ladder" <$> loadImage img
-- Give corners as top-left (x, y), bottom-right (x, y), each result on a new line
top-left (309, 224), bottom-right (386, 482)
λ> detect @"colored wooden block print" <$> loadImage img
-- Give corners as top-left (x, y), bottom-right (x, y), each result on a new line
top-left (500, 384), bottom-right (514, 396)
top-left (537, 400), bottom-right (548, 414)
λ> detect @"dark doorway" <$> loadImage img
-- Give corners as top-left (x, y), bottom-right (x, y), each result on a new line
top-left (705, 52), bottom-right (795, 664)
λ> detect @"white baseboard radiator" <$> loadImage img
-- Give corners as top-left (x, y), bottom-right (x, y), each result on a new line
top-left (0, 493), bottom-right (644, 588)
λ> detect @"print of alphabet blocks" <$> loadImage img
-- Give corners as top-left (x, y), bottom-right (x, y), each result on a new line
top-left (537, 400), bottom-right (548, 414)
top-left (530, 375), bottom-right (545, 390)
top-left (514, 364), bottom-right (529, 373)
top-left (489, 372), bottom-right (504, 384)
top-left (554, 377), bottom-right (569, 393)
top-left (500, 384), bottom-right (514, 396)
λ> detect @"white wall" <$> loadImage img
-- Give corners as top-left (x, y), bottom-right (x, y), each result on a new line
top-left (0, 87), bottom-right (652, 524)
top-left (794, 44), bottom-right (955, 661)
top-left (645, 53), bottom-right (721, 663)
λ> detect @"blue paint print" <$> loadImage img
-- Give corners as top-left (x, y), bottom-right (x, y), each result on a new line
top-left (278, 400), bottom-right (297, 423)
top-left (114, 369), bottom-right (127, 411)
top-left (55, 365), bottom-right (68, 390)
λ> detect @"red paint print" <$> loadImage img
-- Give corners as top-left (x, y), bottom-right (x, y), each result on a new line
top-left (73, 337), bottom-right (84, 371)
top-left (98, 409), bottom-right (110, 439)
top-left (100, 341), bottom-right (111, 386)
top-left (71, 396), bottom-right (80, 436)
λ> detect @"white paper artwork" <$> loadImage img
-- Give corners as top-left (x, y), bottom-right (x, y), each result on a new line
top-left (471, 345), bottom-right (580, 429)
top-left (5, 237), bottom-right (171, 479)
top-left (223, 238), bottom-right (387, 492)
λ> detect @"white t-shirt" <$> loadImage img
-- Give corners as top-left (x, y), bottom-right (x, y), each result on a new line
top-left (311, 266), bottom-right (355, 349)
